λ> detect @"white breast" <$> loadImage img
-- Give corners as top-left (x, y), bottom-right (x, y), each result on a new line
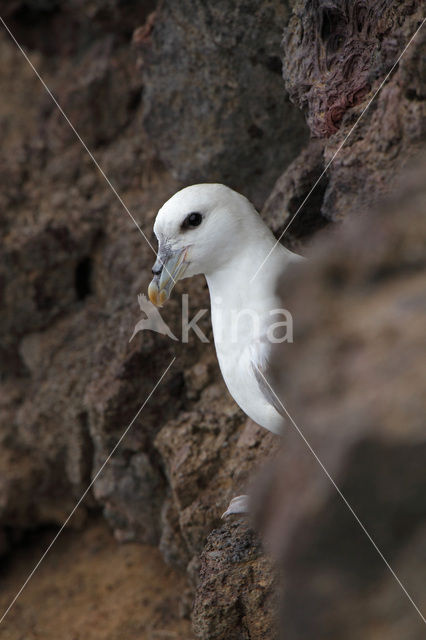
top-left (204, 228), bottom-right (300, 436)
top-left (209, 286), bottom-right (286, 435)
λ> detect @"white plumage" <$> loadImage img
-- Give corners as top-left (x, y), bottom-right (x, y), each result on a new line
top-left (148, 184), bottom-right (302, 515)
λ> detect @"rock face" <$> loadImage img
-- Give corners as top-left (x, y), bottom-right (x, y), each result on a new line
top-left (193, 521), bottom-right (276, 640)
top-left (156, 397), bottom-right (277, 576)
top-left (0, 0), bottom-right (186, 545)
top-left (263, 2), bottom-right (425, 246)
top-left (258, 166), bottom-right (426, 639)
top-left (140, 0), bottom-right (309, 207)
top-left (283, 0), bottom-right (420, 138)
top-left (0, 1), bottom-right (425, 639)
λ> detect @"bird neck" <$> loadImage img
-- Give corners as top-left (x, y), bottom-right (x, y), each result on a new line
top-left (205, 230), bottom-right (283, 312)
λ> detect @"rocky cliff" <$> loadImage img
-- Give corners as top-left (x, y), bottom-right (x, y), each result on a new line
top-left (0, 1), bottom-right (424, 638)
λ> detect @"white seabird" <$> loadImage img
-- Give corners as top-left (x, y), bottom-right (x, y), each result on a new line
top-left (148, 184), bottom-right (302, 516)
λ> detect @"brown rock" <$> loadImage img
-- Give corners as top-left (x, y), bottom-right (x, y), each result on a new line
top-left (0, 0), bottom-right (188, 543)
top-left (283, 1), bottom-right (420, 138)
top-left (263, 3), bottom-right (425, 244)
top-left (256, 158), bottom-right (426, 639)
top-left (193, 521), bottom-right (277, 640)
top-left (262, 138), bottom-right (328, 249)
top-left (0, 2), bottom-right (424, 638)
top-left (140, 0), bottom-right (309, 207)
top-left (155, 397), bottom-right (278, 563)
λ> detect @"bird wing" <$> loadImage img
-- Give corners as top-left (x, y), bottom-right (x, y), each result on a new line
top-left (250, 337), bottom-right (285, 419)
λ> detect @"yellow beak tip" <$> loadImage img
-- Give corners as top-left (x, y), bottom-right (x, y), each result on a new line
top-left (148, 280), bottom-right (169, 307)
top-left (159, 290), bottom-right (167, 306)
top-left (148, 281), bottom-right (160, 306)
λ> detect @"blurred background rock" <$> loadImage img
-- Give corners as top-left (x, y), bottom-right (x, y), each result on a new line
top-left (0, 1), bottom-right (424, 638)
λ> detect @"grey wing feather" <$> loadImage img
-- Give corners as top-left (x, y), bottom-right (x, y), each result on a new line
top-left (251, 360), bottom-right (286, 419)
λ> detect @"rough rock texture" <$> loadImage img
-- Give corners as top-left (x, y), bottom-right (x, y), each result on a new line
top-left (283, 0), bottom-right (420, 137)
top-left (193, 521), bottom-right (276, 640)
top-left (262, 138), bottom-right (328, 249)
top-left (263, 2), bottom-right (425, 246)
top-left (0, 2), bottom-right (284, 635)
top-left (0, 0), bottom-right (189, 545)
top-left (140, 0), bottom-right (309, 207)
top-left (156, 395), bottom-right (277, 577)
top-left (0, 1), bottom-right (425, 639)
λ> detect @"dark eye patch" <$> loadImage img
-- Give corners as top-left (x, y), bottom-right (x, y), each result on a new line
top-left (181, 212), bottom-right (203, 230)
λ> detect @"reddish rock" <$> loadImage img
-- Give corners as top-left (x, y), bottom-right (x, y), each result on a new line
top-left (193, 521), bottom-right (277, 640)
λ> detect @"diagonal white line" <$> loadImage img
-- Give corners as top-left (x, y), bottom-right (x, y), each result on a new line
top-left (0, 16), bottom-right (176, 284)
top-left (257, 368), bottom-right (426, 625)
top-left (0, 16), bottom-right (152, 249)
top-left (0, 356), bottom-right (176, 626)
top-left (250, 17), bottom-right (425, 283)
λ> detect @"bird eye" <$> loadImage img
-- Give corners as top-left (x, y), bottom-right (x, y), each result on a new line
top-left (182, 212), bottom-right (202, 229)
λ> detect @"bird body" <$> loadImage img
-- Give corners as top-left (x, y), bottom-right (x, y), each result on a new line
top-left (148, 184), bottom-right (302, 514)
top-left (206, 233), bottom-right (297, 435)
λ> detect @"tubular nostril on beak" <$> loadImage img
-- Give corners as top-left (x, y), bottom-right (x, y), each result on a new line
top-left (152, 257), bottom-right (164, 276)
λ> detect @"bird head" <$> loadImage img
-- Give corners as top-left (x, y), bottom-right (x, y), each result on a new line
top-left (148, 183), bottom-right (257, 306)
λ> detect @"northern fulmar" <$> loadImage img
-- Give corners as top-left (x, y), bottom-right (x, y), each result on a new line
top-left (148, 183), bottom-right (302, 516)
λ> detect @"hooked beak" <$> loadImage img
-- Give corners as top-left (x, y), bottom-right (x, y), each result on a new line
top-left (148, 246), bottom-right (189, 306)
